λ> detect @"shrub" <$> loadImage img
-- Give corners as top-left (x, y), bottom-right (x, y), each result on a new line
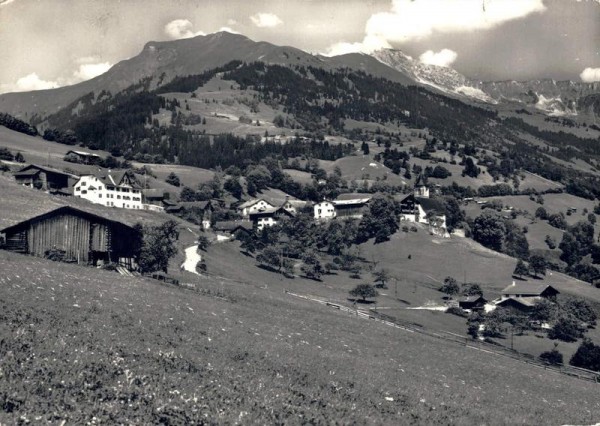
top-left (539, 349), bottom-right (563, 365)
top-left (439, 276), bottom-right (460, 295)
top-left (548, 315), bottom-right (584, 342)
top-left (569, 339), bottom-right (600, 372)
top-left (44, 247), bottom-right (66, 262)
top-left (447, 306), bottom-right (468, 317)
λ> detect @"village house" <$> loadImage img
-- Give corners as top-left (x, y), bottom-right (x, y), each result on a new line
top-left (213, 220), bottom-right (253, 240)
top-left (398, 186), bottom-right (449, 237)
top-left (314, 195), bottom-right (371, 221)
top-left (237, 198), bottom-right (276, 217)
top-left (249, 205), bottom-right (295, 230)
top-left (73, 170), bottom-right (143, 210)
top-left (178, 200), bottom-right (219, 229)
top-left (0, 205), bottom-right (142, 270)
top-left (13, 164), bottom-right (78, 193)
top-left (64, 150), bottom-right (102, 165)
top-left (493, 282), bottom-right (560, 313)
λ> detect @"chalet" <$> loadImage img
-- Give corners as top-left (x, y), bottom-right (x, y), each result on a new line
top-left (398, 192), bottom-right (448, 237)
top-left (73, 170), bottom-right (143, 210)
top-left (65, 150), bottom-right (102, 165)
top-left (0, 206), bottom-right (141, 269)
top-left (213, 220), bottom-right (253, 240)
top-left (238, 198), bottom-right (276, 217)
top-left (249, 206), bottom-right (295, 230)
top-left (500, 282), bottom-right (559, 300)
top-left (458, 295), bottom-right (487, 311)
top-left (13, 164), bottom-right (78, 192)
top-left (495, 297), bottom-right (538, 313)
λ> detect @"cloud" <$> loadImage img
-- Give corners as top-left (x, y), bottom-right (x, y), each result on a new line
top-left (250, 12), bottom-right (283, 28)
top-left (3, 73), bottom-right (59, 92)
top-left (164, 19), bottom-right (205, 39)
top-left (419, 49), bottom-right (458, 67)
top-left (366, 0), bottom-right (546, 42)
top-left (73, 62), bottom-right (112, 81)
top-left (580, 67), bottom-right (600, 82)
top-left (325, 35), bottom-right (391, 56)
top-left (325, 0), bottom-right (546, 55)
top-left (218, 27), bottom-right (240, 34)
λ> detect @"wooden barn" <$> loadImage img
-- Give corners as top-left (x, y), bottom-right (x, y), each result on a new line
top-left (0, 206), bottom-right (141, 269)
top-left (13, 164), bottom-right (79, 192)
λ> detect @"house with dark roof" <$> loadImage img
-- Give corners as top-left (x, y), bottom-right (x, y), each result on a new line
top-left (0, 206), bottom-right (141, 270)
top-left (237, 198), bottom-right (276, 217)
top-left (314, 195), bottom-right (371, 221)
top-left (177, 200), bottom-right (219, 229)
top-left (458, 295), bottom-right (487, 311)
top-left (398, 192), bottom-right (449, 237)
top-left (501, 282), bottom-right (559, 300)
top-left (213, 220), bottom-right (253, 240)
top-left (65, 150), bottom-right (102, 165)
top-left (13, 164), bottom-right (78, 192)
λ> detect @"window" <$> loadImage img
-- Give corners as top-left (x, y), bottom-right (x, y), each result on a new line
top-left (75, 187), bottom-right (80, 192)
top-left (81, 190), bottom-right (87, 194)
top-left (99, 194), bottom-right (102, 198)
top-left (117, 195), bottom-right (121, 199)
top-left (81, 181), bottom-right (87, 186)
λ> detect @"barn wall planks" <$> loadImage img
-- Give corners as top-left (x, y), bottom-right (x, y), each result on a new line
top-left (28, 214), bottom-right (91, 261)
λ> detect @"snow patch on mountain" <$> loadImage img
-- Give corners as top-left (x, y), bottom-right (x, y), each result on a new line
top-left (535, 94), bottom-right (577, 116)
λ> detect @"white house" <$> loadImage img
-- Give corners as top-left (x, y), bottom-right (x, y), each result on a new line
top-left (314, 201), bottom-right (336, 220)
top-left (398, 192), bottom-right (449, 237)
top-left (237, 198), bottom-right (276, 217)
top-left (73, 171), bottom-right (143, 210)
top-left (249, 206), bottom-right (295, 230)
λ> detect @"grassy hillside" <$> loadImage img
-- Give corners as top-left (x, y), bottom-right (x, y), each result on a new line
top-left (1, 250), bottom-right (599, 424)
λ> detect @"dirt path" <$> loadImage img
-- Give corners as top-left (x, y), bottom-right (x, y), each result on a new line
top-left (181, 245), bottom-right (201, 275)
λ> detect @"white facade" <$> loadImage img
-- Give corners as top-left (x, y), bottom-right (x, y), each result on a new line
top-left (73, 175), bottom-right (143, 210)
top-left (314, 201), bottom-right (336, 220)
top-left (255, 216), bottom-right (278, 230)
top-left (239, 199), bottom-right (275, 217)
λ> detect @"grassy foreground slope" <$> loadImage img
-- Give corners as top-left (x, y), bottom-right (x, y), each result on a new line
top-left (1, 251), bottom-right (599, 424)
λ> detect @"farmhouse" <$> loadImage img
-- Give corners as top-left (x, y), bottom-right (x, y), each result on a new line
top-left (249, 205), bottom-right (295, 230)
top-left (238, 198), bottom-right (276, 217)
top-left (458, 295), bottom-right (487, 311)
top-left (0, 206), bottom-right (141, 269)
top-left (64, 150), bottom-right (102, 165)
top-left (501, 282), bottom-right (559, 300)
top-left (73, 170), bottom-right (143, 210)
top-left (13, 164), bottom-right (78, 192)
top-left (398, 190), bottom-right (448, 237)
top-left (213, 220), bottom-right (253, 240)
top-left (314, 195), bottom-right (371, 221)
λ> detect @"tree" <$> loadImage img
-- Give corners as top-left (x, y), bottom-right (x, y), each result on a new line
top-left (439, 276), bottom-right (460, 295)
top-left (355, 196), bottom-right (400, 244)
top-left (224, 177), bottom-right (243, 199)
top-left (372, 269), bottom-right (390, 289)
top-left (301, 250), bottom-right (324, 281)
top-left (569, 339), bottom-right (600, 372)
top-left (462, 283), bottom-right (483, 296)
top-left (539, 348), bottom-right (563, 366)
top-left (361, 141), bottom-right (370, 155)
top-left (136, 220), bottom-right (179, 274)
top-left (462, 157), bottom-right (480, 178)
top-left (529, 255), bottom-right (547, 278)
top-left (349, 283), bottom-right (378, 302)
top-left (513, 259), bottom-right (528, 279)
top-left (472, 211), bottom-right (506, 252)
top-left (535, 207), bottom-right (548, 220)
top-left (179, 186), bottom-right (197, 202)
top-left (530, 299), bottom-right (558, 323)
top-left (166, 172), bottom-right (181, 187)
top-left (256, 246), bottom-right (282, 271)
top-left (548, 315), bottom-right (584, 342)
top-left (197, 235), bottom-right (209, 251)
top-left (14, 152), bottom-right (25, 163)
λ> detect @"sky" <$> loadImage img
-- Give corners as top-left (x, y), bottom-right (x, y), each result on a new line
top-left (0, 0), bottom-right (598, 94)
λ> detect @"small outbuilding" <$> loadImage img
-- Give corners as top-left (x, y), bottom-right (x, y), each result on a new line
top-left (458, 295), bottom-right (487, 311)
top-left (13, 164), bottom-right (78, 192)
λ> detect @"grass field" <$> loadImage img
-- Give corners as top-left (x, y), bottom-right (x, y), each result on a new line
top-left (1, 250), bottom-right (599, 424)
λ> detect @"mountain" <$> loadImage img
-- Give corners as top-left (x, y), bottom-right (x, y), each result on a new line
top-left (371, 49), bottom-right (600, 117)
top-left (370, 49), bottom-right (497, 104)
top-left (0, 32), bottom-right (413, 121)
